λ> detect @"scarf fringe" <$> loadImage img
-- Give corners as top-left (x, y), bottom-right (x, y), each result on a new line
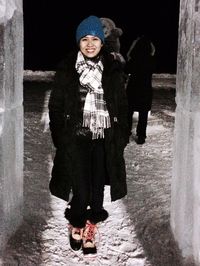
top-left (83, 113), bottom-right (111, 139)
top-left (92, 129), bottom-right (104, 140)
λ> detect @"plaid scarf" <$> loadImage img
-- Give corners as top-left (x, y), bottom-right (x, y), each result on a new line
top-left (75, 51), bottom-right (111, 139)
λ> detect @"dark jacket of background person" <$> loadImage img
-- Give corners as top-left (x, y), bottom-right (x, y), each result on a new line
top-left (125, 36), bottom-right (156, 143)
top-left (48, 49), bottom-right (129, 203)
top-left (125, 36), bottom-right (155, 111)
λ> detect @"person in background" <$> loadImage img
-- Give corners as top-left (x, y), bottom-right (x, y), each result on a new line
top-left (100, 17), bottom-right (126, 66)
top-left (125, 35), bottom-right (156, 144)
top-left (48, 15), bottom-right (129, 256)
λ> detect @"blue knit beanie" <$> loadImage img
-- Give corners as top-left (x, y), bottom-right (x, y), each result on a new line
top-left (76, 15), bottom-right (105, 43)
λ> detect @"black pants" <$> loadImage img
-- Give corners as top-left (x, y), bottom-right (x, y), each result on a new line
top-left (128, 106), bottom-right (149, 138)
top-left (68, 138), bottom-right (106, 227)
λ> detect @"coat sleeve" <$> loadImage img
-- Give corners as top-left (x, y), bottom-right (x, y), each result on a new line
top-left (48, 70), bottom-right (65, 148)
top-left (114, 69), bottom-right (129, 146)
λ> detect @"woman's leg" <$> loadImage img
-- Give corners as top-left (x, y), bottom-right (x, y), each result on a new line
top-left (82, 140), bottom-right (108, 255)
top-left (89, 139), bottom-right (108, 223)
top-left (65, 139), bottom-right (92, 228)
top-left (136, 110), bottom-right (148, 139)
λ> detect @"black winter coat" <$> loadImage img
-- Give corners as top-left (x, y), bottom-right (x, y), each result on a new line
top-left (125, 37), bottom-right (156, 111)
top-left (48, 50), bottom-right (129, 202)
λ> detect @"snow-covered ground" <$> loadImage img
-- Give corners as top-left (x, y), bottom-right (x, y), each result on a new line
top-left (23, 70), bottom-right (176, 89)
top-left (1, 81), bottom-right (183, 266)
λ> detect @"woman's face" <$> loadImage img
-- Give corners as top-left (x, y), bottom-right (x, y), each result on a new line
top-left (79, 35), bottom-right (103, 58)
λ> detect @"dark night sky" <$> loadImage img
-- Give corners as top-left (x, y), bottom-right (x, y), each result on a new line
top-left (23, 0), bottom-right (180, 73)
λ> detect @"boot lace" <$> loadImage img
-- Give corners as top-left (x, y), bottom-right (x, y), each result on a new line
top-left (84, 221), bottom-right (97, 242)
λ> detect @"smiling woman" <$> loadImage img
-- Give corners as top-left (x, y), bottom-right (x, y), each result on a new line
top-left (47, 14), bottom-right (129, 256)
top-left (23, 0), bottom-right (180, 73)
